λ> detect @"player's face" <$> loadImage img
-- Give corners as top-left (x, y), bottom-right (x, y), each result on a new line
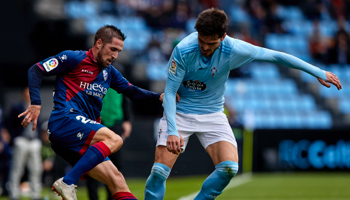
top-left (198, 33), bottom-right (226, 57)
top-left (97, 37), bottom-right (124, 68)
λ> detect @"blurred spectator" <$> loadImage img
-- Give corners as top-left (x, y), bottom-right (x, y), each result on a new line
top-left (309, 21), bottom-right (329, 63)
top-left (40, 121), bottom-right (55, 186)
top-left (87, 89), bottom-right (133, 200)
top-left (224, 102), bottom-right (243, 129)
top-left (0, 105), bottom-right (11, 197)
top-left (327, 29), bottom-right (350, 65)
top-left (4, 87), bottom-right (42, 200)
top-left (301, 0), bottom-right (322, 21)
top-left (264, 1), bottom-right (287, 34)
top-left (247, 0), bottom-right (268, 37)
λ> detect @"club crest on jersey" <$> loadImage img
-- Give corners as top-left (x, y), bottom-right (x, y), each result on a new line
top-left (211, 67), bottom-right (217, 77)
top-left (103, 70), bottom-right (108, 81)
top-left (169, 59), bottom-right (177, 74)
top-left (43, 58), bottom-right (59, 72)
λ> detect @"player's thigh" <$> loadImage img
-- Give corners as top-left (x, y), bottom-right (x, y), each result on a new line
top-left (154, 146), bottom-right (179, 169)
top-left (90, 127), bottom-right (123, 153)
top-left (87, 160), bottom-right (129, 191)
top-left (48, 115), bottom-right (104, 165)
top-left (206, 141), bottom-right (238, 166)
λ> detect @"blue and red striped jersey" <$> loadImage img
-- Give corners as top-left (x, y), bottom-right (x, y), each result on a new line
top-left (36, 49), bottom-right (131, 123)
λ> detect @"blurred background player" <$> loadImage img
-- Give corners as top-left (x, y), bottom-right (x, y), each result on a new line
top-left (0, 104), bottom-right (11, 197)
top-left (144, 7), bottom-right (342, 200)
top-left (19, 25), bottom-right (163, 200)
top-left (87, 88), bottom-right (133, 200)
top-left (4, 87), bottom-right (42, 200)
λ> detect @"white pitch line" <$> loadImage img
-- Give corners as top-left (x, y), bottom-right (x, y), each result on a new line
top-left (177, 173), bottom-right (253, 200)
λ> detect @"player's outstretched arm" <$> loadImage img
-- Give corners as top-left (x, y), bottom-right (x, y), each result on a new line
top-left (20, 64), bottom-right (45, 131)
top-left (18, 105), bottom-right (41, 131)
top-left (317, 71), bottom-right (342, 90)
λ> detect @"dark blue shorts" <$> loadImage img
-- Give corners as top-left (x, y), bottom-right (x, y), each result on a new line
top-left (48, 113), bottom-right (105, 166)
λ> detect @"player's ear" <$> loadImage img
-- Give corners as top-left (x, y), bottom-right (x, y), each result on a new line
top-left (221, 33), bottom-right (226, 41)
top-left (96, 39), bottom-right (103, 49)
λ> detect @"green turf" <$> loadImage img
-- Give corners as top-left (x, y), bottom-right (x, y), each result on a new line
top-left (1, 172), bottom-right (350, 200)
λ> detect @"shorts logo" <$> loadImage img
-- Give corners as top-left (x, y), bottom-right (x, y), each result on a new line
top-left (182, 80), bottom-right (207, 92)
top-left (103, 70), bottom-right (108, 81)
top-left (169, 59), bottom-right (177, 74)
top-left (76, 115), bottom-right (99, 124)
top-left (43, 58), bottom-right (59, 72)
top-left (77, 132), bottom-right (84, 140)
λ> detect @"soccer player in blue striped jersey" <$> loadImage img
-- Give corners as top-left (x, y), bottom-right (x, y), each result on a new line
top-left (144, 8), bottom-right (342, 200)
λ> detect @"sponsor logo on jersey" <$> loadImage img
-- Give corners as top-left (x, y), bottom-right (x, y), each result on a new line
top-left (80, 82), bottom-right (107, 98)
top-left (77, 132), bottom-right (84, 140)
top-left (103, 70), bottom-right (108, 81)
top-left (43, 58), bottom-right (59, 72)
top-left (59, 54), bottom-right (67, 62)
top-left (182, 80), bottom-right (207, 92)
top-left (76, 115), bottom-right (100, 124)
top-left (82, 69), bottom-right (93, 75)
top-left (211, 66), bottom-right (217, 77)
top-left (169, 59), bottom-right (177, 74)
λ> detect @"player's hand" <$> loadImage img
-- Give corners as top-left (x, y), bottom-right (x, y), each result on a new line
top-left (176, 93), bottom-right (181, 103)
top-left (317, 71), bottom-right (342, 90)
top-left (121, 121), bottom-right (132, 140)
top-left (167, 133), bottom-right (184, 155)
top-left (18, 105), bottom-right (41, 131)
top-left (159, 93), bottom-right (164, 102)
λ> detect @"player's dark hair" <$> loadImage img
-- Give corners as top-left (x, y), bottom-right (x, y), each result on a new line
top-left (94, 25), bottom-right (127, 45)
top-left (195, 8), bottom-right (228, 38)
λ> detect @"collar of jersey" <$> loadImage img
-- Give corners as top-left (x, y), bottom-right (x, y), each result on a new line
top-left (88, 49), bottom-right (97, 63)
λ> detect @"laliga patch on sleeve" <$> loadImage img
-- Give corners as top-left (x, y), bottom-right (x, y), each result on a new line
top-left (43, 58), bottom-right (59, 72)
top-left (169, 59), bottom-right (177, 74)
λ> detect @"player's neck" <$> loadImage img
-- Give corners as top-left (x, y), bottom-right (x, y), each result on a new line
top-left (91, 47), bottom-right (99, 61)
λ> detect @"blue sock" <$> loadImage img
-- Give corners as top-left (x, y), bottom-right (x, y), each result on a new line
top-left (194, 161), bottom-right (238, 200)
top-left (63, 142), bottom-right (111, 185)
top-left (144, 163), bottom-right (171, 200)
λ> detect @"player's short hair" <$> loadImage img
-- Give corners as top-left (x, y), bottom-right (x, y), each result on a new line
top-left (94, 25), bottom-right (127, 45)
top-left (195, 8), bottom-right (228, 38)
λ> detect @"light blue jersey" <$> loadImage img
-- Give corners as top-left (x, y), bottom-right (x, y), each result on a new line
top-left (163, 32), bottom-right (326, 137)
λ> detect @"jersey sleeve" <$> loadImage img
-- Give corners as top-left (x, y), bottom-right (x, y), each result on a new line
top-left (35, 50), bottom-right (81, 76)
top-left (163, 46), bottom-right (186, 137)
top-left (109, 66), bottom-right (131, 93)
top-left (229, 39), bottom-right (259, 70)
top-left (229, 40), bottom-right (326, 80)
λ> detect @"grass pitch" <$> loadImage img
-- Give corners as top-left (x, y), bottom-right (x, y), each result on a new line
top-left (1, 172), bottom-right (349, 200)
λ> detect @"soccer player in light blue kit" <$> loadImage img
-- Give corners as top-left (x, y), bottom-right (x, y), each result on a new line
top-left (144, 8), bottom-right (342, 200)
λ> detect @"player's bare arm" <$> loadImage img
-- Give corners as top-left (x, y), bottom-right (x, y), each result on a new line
top-left (18, 105), bottom-right (41, 131)
top-left (317, 71), bottom-right (342, 90)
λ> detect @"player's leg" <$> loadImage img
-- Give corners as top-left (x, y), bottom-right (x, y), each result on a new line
top-left (27, 139), bottom-right (43, 199)
top-left (49, 116), bottom-right (121, 200)
top-left (8, 137), bottom-right (28, 199)
top-left (144, 146), bottom-right (179, 200)
top-left (144, 114), bottom-right (192, 200)
top-left (88, 160), bottom-right (137, 200)
top-left (62, 127), bottom-right (121, 185)
top-left (194, 141), bottom-right (238, 200)
top-left (194, 112), bottom-right (239, 200)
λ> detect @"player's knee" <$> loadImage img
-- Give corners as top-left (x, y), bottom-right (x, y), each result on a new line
top-left (109, 134), bottom-right (123, 153)
top-left (215, 161), bottom-right (238, 178)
